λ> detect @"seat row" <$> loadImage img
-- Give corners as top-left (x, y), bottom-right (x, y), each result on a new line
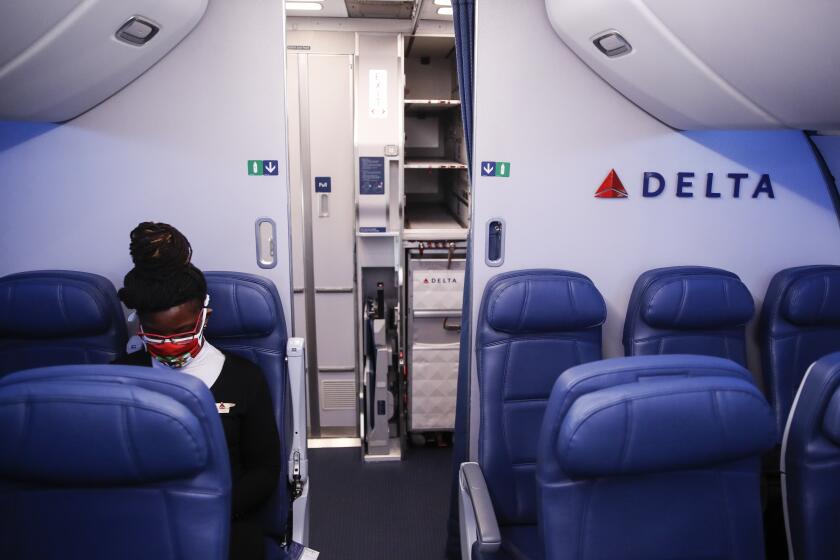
top-left (0, 269), bottom-right (309, 559)
top-left (460, 265), bottom-right (840, 560)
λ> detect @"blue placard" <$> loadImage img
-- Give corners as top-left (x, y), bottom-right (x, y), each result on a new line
top-left (315, 177), bottom-right (331, 193)
top-left (360, 157), bottom-right (385, 195)
top-left (263, 160), bottom-right (279, 175)
top-left (359, 226), bottom-right (386, 233)
top-left (480, 161), bottom-right (496, 176)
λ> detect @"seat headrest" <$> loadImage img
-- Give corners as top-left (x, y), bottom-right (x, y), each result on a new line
top-left (782, 271), bottom-right (840, 326)
top-left (0, 381), bottom-right (208, 484)
top-left (486, 273), bottom-right (606, 333)
top-left (205, 273), bottom-right (280, 338)
top-left (0, 274), bottom-right (117, 338)
top-left (557, 376), bottom-right (776, 477)
top-left (642, 274), bottom-right (754, 330)
top-left (823, 387), bottom-right (840, 446)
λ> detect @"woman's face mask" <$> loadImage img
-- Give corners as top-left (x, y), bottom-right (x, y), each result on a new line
top-left (138, 296), bottom-right (210, 368)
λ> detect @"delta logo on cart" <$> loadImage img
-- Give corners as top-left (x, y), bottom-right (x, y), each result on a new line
top-left (594, 169), bottom-right (776, 199)
top-left (422, 277), bottom-right (458, 285)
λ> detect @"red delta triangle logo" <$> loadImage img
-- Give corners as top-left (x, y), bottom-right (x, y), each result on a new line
top-left (594, 169), bottom-right (629, 199)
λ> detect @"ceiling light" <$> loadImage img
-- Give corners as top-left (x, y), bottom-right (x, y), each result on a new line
top-left (287, 2), bottom-right (323, 10)
top-left (433, 0), bottom-right (451, 6)
top-left (437, 7), bottom-right (453, 15)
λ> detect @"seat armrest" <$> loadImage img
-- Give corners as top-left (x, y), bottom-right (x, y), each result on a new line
top-left (286, 337), bottom-right (308, 484)
top-left (286, 338), bottom-right (310, 545)
top-left (459, 462), bottom-right (501, 557)
top-left (286, 338), bottom-right (308, 486)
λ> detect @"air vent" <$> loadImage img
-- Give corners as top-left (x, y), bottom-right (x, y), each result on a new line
top-left (345, 0), bottom-right (414, 19)
top-left (321, 380), bottom-right (356, 410)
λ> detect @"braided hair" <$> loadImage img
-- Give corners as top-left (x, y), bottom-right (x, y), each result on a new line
top-left (118, 222), bottom-right (207, 314)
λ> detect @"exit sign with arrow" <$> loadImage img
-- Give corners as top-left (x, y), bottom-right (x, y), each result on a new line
top-left (481, 161), bottom-right (510, 177)
top-left (247, 160), bottom-right (279, 176)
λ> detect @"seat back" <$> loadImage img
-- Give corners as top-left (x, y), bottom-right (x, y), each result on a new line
top-left (203, 272), bottom-right (290, 542)
top-left (537, 355), bottom-right (776, 560)
top-left (623, 266), bottom-right (754, 365)
top-left (760, 265), bottom-right (840, 436)
top-left (476, 269), bottom-right (606, 525)
top-left (0, 364), bottom-right (231, 560)
top-left (0, 270), bottom-right (128, 375)
top-left (782, 351), bottom-right (840, 560)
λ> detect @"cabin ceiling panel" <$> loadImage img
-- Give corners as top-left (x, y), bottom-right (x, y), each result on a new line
top-left (287, 0), bottom-right (349, 18)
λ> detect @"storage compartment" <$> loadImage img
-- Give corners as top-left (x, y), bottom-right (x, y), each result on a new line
top-left (407, 256), bottom-right (465, 431)
top-left (403, 35), bottom-right (469, 241)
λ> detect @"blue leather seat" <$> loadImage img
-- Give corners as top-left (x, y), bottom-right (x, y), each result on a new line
top-left (782, 350), bottom-right (840, 560)
top-left (0, 270), bottom-right (128, 375)
top-left (204, 272), bottom-right (292, 556)
top-left (623, 266), bottom-right (755, 366)
top-left (0, 364), bottom-right (231, 559)
top-left (538, 355), bottom-right (776, 560)
top-left (759, 265), bottom-right (840, 436)
top-left (473, 269), bottom-right (607, 560)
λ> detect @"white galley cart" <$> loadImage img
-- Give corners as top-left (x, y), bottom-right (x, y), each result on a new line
top-left (406, 250), bottom-right (465, 433)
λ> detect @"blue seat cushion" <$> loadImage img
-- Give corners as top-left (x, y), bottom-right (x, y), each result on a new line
top-left (760, 265), bottom-right (840, 436)
top-left (477, 270), bottom-right (605, 525)
top-left (623, 267), bottom-right (754, 366)
top-left (0, 271), bottom-right (127, 375)
top-left (0, 364), bottom-right (231, 560)
top-left (782, 351), bottom-right (840, 560)
top-left (0, 380), bottom-right (207, 484)
top-left (557, 376), bottom-right (777, 477)
top-left (538, 355), bottom-right (773, 560)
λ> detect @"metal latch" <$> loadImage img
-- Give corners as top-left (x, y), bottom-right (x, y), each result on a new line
top-left (291, 450), bottom-right (303, 499)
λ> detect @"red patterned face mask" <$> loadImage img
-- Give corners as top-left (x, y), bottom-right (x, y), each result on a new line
top-left (139, 297), bottom-right (209, 368)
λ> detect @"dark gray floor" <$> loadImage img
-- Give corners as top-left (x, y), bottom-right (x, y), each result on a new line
top-left (308, 445), bottom-right (453, 560)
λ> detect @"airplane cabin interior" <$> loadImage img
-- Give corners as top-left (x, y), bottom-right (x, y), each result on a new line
top-left (1, 1), bottom-right (840, 559)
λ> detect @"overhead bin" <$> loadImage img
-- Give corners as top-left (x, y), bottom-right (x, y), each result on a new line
top-left (545, 0), bottom-right (840, 130)
top-left (0, 0), bottom-right (208, 122)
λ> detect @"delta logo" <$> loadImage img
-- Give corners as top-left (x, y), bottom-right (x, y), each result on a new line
top-left (422, 277), bottom-right (458, 284)
top-left (594, 169), bottom-right (775, 199)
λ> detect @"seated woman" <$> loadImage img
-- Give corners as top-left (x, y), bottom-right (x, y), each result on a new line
top-left (113, 221), bottom-right (280, 560)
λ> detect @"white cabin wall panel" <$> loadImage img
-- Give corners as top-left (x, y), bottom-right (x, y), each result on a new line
top-left (308, 54), bottom-right (355, 288)
top-left (287, 31), bottom-right (356, 55)
top-left (470, 0), bottom-right (840, 380)
top-left (286, 54), bottom-right (307, 338)
top-left (0, 0), bottom-right (293, 326)
top-left (355, 33), bottom-right (402, 233)
top-left (314, 295), bottom-right (356, 368)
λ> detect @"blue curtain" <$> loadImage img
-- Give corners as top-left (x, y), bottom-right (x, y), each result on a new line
top-left (453, 0), bottom-right (475, 171)
top-left (446, 1), bottom-right (475, 558)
